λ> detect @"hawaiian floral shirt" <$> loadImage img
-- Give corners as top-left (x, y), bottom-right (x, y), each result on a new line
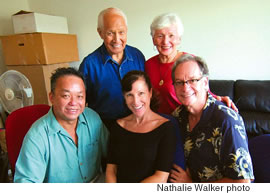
top-left (172, 93), bottom-right (254, 182)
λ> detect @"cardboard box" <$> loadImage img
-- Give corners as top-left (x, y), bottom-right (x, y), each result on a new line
top-left (1, 33), bottom-right (79, 65)
top-left (12, 10), bottom-right (68, 34)
top-left (7, 63), bottom-right (70, 105)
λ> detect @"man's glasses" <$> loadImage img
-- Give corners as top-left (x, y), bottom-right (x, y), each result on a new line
top-left (173, 77), bottom-right (203, 87)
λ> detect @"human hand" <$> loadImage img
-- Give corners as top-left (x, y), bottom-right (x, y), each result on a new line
top-left (169, 164), bottom-right (192, 183)
top-left (216, 96), bottom-right (238, 113)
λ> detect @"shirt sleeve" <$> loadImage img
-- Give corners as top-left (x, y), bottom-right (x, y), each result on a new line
top-left (100, 121), bottom-right (109, 159)
top-left (14, 129), bottom-right (48, 183)
top-left (220, 113), bottom-right (254, 180)
top-left (155, 122), bottom-right (177, 172)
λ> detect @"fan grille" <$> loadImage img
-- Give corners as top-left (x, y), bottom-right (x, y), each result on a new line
top-left (0, 70), bottom-right (34, 113)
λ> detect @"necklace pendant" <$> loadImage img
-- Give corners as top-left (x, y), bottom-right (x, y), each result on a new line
top-left (159, 80), bottom-right (164, 86)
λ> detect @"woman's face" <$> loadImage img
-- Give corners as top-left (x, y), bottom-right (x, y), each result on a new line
top-left (153, 25), bottom-right (181, 58)
top-left (124, 78), bottom-right (152, 118)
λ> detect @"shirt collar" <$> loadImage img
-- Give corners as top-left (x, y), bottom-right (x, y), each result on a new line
top-left (47, 108), bottom-right (87, 136)
top-left (100, 43), bottom-right (133, 65)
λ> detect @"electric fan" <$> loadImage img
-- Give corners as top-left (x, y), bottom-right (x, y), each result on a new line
top-left (0, 70), bottom-right (34, 114)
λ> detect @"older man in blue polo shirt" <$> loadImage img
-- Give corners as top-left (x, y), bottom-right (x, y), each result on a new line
top-left (79, 7), bottom-right (145, 129)
top-left (14, 68), bottom-right (109, 183)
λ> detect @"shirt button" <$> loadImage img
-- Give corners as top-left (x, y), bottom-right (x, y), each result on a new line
top-left (80, 163), bottom-right (83, 166)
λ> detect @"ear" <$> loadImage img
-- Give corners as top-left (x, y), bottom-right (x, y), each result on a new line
top-left (97, 28), bottom-right (104, 39)
top-left (177, 36), bottom-right (182, 46)
top-left (152, 36), bottom-right (156, 45)
top-left (150, 88), bottom-right (153, 99)
top-left (49, 92), bottom-right (54, 105)
top-left (203, 76), bottom-right (209, 91)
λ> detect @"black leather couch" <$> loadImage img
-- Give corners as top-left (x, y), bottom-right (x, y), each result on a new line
top-left (209, 80), bottom-right (270, 139)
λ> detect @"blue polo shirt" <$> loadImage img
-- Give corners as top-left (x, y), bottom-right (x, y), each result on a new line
top-left (79, 43), bottom-right (145, 120)
top-left (14, 107), bottom-right (109, 183)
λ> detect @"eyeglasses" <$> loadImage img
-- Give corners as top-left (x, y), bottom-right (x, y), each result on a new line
top-left (173, 77), bottom-right (204, 87)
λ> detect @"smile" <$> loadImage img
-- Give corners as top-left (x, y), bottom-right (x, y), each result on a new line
top-left (133, 105), bottom-right (143, 110)
top-left (161, 46), bottom-right (171, 49)
top-left (112, 44), bottom-right (121, 48)
top-left (182, 93), bottom-right (194, 98)
top-left (66, 108), bottom-right (79, 113)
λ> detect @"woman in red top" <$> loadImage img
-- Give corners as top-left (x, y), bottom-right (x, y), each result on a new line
top-left (145, 13), bottom-right (236, 114)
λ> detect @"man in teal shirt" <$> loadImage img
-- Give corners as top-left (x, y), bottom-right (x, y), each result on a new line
top-left (14, 67), bottom-right (109, 183)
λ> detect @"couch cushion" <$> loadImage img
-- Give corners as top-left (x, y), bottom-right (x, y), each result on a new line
top-left (209, 80), bottom-right (235, 100)
top-left (235, 80), bottom-right (270, 113)
top-left (240, 111), bottom-right (270, 138)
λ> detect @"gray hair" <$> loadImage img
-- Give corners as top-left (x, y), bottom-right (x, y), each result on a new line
top-left (97, 7), bottom-right (128, 30)
top-left (150, 13), bottom-right (184, 37)
top-left (171, 54), bottom-right (209, 82)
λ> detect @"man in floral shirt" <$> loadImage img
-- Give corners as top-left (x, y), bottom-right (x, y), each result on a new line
top-left (169, 54), bottom-right (254, 183)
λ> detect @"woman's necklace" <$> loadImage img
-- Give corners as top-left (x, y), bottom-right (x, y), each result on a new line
top-left (159, 51), bottom-right (181, 86)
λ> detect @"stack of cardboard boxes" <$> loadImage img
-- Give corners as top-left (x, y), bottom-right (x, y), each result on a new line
top-left (0, 11), bottom-right (79, 105)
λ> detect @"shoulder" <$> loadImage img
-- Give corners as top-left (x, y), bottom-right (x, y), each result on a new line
top-left (79, 45), bottom-right (103, 67)
top-left (125, 44), bottom-right (145, 58)
top-left (145, 54), bottom-right (159, 65)
top-left (84, 45), bottom-right (103, 58)
top-left (21, 113), bottom-right (51, 150)
top-left (26, 113), bottom-right (49, 138)
top-left (212, 101), bottom-right (242, 123)
top-left (155, 120), bottom-right (176, 135)
top-left (125, 44), bottom-right (143, 53)
top-left (209, 101), bottom-right (246, 138)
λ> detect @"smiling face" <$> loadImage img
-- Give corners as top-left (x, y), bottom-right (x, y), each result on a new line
top-left (49, 75), bottom-right (86, 125)
top-left (98, 12), bottom-right (127, 60)
top-left (124, 78), bottom-right (152, 118)
top-left (153, 25), bottom-right (181, 60)
top-left (173, 61), bottom-right (208, 108)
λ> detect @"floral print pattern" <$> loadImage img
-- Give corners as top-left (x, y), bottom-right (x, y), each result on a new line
top-left (173, 93), bottom-right (254, 182)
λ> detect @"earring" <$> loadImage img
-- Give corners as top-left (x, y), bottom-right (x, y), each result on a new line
top-left (153, 45), bottom-right (157, 51)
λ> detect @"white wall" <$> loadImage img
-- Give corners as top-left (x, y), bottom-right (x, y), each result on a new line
top-left (0, 0), bottom-right (29, 74)
top-left (1, 0), bottom-right (270, 80)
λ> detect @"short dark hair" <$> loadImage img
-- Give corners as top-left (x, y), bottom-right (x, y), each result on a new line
top-left (172, 54), bottom-right (209, 82)
top-left (50, 67), bottom-right (85, 93)
top-left (121, 70), bottom-right (159, 111)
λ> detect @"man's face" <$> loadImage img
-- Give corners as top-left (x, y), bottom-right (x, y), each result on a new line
top-left (173, 61), bottom-right (208, 107)
top-left (98, 13), bottom-right (127, 57)
top-left (49, 75), bottom-right (86, 125)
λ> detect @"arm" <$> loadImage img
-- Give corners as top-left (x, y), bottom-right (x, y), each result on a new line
top-left (141, 171), bottom-right (169, 183)
top-left (105, 164), bottom-right (117, 183)
top-left (14, 132), bottom-right (47, 183)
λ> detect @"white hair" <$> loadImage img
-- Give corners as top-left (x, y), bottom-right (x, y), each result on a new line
top-left (150, 13), bottom-right (184, 37)
top-left (97, 7), bottom-right (128, 30)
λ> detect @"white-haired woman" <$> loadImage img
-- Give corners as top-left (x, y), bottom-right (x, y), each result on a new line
top-left (145, 13), bottom-right (236, 114)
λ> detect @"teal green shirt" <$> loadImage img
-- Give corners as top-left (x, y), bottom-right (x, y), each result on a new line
top-left (14, 107), bottom-right (109, 183)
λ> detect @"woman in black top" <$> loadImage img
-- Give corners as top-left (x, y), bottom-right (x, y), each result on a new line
top-left (106, 70), bottom-right (176, 183)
